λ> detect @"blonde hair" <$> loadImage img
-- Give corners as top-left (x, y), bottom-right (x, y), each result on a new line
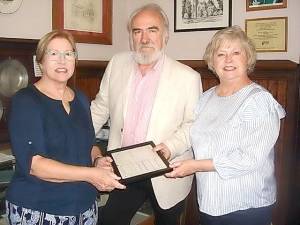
top-left (36, 30), bottom-right (77, 64)
top-left (203, 25), bottom-right (256, 74)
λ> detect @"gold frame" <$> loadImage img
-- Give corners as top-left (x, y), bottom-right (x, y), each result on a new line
top-left (52, 0), bottom-right (112, 45)
top-left (245, 17), bottom-right (288, 52)
top-left (246, 0), bottom-right (287, 11)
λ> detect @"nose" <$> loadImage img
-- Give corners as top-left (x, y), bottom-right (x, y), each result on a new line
top-left (141, 30), bottom-right (150, 44)
top-left (225, 54), bottom-right (232, 63)
top-left (57, 53), bottom-right (66, 63)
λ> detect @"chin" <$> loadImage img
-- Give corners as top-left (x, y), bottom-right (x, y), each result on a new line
top-left (133, 50), bottom-right (163, 65)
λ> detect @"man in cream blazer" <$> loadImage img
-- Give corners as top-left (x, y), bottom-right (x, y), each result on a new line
top-left (90, 3), bottom-right (201, 225)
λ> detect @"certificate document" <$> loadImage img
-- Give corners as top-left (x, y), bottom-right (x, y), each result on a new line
top-left (246, 17), bottom-right (287, 52)
top-left (108, 142), bottom-right (172, 183)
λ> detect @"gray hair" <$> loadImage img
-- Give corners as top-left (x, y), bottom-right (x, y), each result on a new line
top-left (127, 3), bottom-right (169, 45)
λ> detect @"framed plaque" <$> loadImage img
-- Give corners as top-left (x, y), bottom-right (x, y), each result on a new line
top-left (52, 0), bottom-right (112, 45)
top-left (174, 0), bottom-right (232, 32)
top-left (108, 142), bottom-right (172, 184)
top-left (245, 17), bottom-right (287, 52)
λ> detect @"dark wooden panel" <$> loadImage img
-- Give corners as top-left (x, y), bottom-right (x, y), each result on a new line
top-left (75, 60), bottom-right (108, 101)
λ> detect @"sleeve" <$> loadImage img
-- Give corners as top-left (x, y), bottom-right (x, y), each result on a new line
top-left (213, 91), bottom-right (285, 179)
top-left (90, 58), bottom-right (113, 136)
top-left (164, 69), bottom-right (202, 159)
top-left (8, 91), bottom-right (47, 176)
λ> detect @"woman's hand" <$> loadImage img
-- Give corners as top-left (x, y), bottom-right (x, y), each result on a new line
top-left (165, 160), bottom-right (198, 178)
top-left (30, 155), bottom-right (126, 191)
top-left (87, 167), bottom-right (126, 192)
top-left (166, 159), bottom-right (215, 178)
top-left (94, 156), bottom-right (113, 171)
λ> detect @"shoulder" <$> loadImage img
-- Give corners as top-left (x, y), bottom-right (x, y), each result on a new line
top-left (240, 83), bottom-right (285, 120)
top-left (74, 89), bottom-right (90, 108)
top-left (11, 85), bottom-right (40, 107)
top-left (109, 51), bottom-right (133, 64)
top-left (166, 56), bottom-right (200, 77)
top-left (164, 56), bottom-right (200, 87)
top-left (105, 52), bottom-right (134, 74)
top-left (9, 86), bottom-right (42, 119)
top-left (75, 89), bottom-right (89, 102)
top-left (196, 86), bottom-right (216, 102)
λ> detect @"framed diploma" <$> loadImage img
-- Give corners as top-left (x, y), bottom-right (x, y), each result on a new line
top-left (245, 17), bottom-right (287, 52)
top-left (52, 0), bottom-right (112, 45)
top-left (108, 142), bottom-right (172, 184)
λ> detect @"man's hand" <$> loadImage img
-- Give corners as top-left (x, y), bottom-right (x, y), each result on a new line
top-left (153, 143), bottom-right (171, 160)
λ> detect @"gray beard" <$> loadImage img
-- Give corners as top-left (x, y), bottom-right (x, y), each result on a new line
top-left (133, 49), bottom-right (164, 65)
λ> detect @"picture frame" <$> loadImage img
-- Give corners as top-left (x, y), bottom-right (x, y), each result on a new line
top-left (245, 17), bottom-right (288, 52)
top-left (52, 0), bottom-right (112, 45)
top-left (174, 0), bottom-right (232, 32)
top-left (246, 0), bottom-right (287, 11)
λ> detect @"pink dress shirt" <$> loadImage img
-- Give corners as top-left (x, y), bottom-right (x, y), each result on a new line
top-left (122, 56), bottom-right (164, 147)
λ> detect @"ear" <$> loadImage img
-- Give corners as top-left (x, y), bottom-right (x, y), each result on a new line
top-left (165, 35), bottom-right (169, 45)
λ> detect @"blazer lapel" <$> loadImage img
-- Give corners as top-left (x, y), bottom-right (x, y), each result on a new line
top-left (120, 58), bottom-right (136, 121)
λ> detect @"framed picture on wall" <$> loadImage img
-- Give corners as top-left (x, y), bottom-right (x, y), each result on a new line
top-left (174, 0), bottom-right (232, 32)
top-left (245, 17), bottom-right (288, 52)
top-left (246, 0), bottom-right (287, 11)
top-left (52, 0), bottom-right (112, 45)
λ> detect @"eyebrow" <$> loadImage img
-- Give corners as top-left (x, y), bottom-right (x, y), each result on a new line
top-left (132, 26), bottom-right (160, 32)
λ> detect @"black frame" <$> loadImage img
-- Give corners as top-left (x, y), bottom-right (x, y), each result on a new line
top-left (108, 141), bottom-right (172, 184)
top-left (174, 0), bottom-right (232, 32)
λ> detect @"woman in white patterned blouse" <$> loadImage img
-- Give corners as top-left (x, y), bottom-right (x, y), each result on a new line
top-left (166, 25), bottom-right (285, 225)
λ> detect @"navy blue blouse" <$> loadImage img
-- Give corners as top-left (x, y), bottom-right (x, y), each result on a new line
top-left (6, 85), bottom-right (97, 215)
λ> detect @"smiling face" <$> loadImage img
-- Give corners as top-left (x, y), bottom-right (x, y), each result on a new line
top-left (130, 9), bottom-right (166, 65)
top-left (41, 37), bottom-right (75, 84)
top-left (212, 40), bottom-right (249, 83)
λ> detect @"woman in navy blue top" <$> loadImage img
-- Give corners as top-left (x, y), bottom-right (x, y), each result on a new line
top-left (6, 30), bottom-right (125, 225)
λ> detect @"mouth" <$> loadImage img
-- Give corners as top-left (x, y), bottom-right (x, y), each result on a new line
top-left (223, 66), bottom-right (236, 71)
top-left (55, 68), bottom-right (68, 73)
top-left (138, 44), bottom-right (155, 49)
top-left (139, 46), bottom-right (154, 51)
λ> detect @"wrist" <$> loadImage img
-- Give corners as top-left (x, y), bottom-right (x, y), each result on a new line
top-left (93, 155), bottom-right (103, 167)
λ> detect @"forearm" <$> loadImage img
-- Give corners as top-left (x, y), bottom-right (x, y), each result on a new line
top-left (195, 159), bottom-right (215, 172)
top-left (30, 155), bottom-right (92, 183)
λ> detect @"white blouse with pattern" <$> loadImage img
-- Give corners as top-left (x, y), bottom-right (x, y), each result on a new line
top-left (191, 82), bottom-right (285, 216)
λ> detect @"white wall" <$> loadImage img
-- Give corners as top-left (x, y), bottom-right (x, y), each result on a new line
top-left (0, 0), bottom-right (299, 63)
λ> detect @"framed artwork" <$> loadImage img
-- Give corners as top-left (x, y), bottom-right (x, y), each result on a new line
top-left (174, 0), bottom-right (232, 32)
top-left (52, 0), bottom-right (112, 45)
top-left (245, 17), bottom-right (287, 52)
top-left (246, 0), bottom-right (287, 11)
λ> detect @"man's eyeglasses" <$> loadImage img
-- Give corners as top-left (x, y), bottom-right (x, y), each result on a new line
top-left (45, 49), bottom-right (77, 61)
